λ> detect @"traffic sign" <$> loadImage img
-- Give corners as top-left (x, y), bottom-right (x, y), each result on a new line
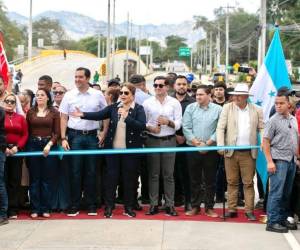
top-left (178, 47), bottom-right (191, 57)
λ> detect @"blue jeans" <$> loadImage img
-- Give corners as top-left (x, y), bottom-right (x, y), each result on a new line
top-left (68, 131), bottom-right (98, 210)
top-left (267, 159), bottom-right (296, 225)
top-left (27, 138), bottom-right (58, 214)
top-left (0, 152), bottom-right (7, 218)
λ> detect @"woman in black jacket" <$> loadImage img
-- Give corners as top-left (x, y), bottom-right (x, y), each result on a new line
top-left (72, 83), bottom-right (146, 218)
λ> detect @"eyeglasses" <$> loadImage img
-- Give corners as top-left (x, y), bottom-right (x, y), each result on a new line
top-left (53, 91), bottom-right (65, 96)
top-left (120, 91), bottom-right (130, 96)
top-left (153, 84), bottom-right (165, 88)
top-left (4, 100), bottom-right (16, 105)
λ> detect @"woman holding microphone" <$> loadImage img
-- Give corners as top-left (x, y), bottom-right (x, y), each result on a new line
top-left (72, 83), bottom-right (146, 218)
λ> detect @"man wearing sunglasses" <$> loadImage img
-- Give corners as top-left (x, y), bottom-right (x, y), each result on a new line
top-left (143, 76), bottom-right (182, 216)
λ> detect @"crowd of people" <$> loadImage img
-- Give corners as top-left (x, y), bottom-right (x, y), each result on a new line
top-left (0, 67), bottom-right (299, 234)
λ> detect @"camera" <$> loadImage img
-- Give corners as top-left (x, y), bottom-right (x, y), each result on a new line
top-left (238, 66), bottom-right (250, 74)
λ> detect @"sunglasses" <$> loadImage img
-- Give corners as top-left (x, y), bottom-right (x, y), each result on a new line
top-left (153, 84), bottom-right (165, 88)
top-left (120, 91), bottom-right (130, 96)
top-left (4, 100), bottom-right (16, 105)
top-left (53, 91), bottom-right (65, 95)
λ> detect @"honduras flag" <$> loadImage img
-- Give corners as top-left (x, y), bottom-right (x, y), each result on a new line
top-left (250, 28), bottom-right (291, 191)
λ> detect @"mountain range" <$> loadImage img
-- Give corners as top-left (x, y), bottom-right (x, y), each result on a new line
top-left (7, 11), bottom-right (204, 46)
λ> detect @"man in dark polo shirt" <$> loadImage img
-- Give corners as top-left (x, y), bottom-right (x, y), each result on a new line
top-left (172, 75), bottom-right (195, 211)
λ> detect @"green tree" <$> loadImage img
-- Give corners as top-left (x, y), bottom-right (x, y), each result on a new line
top-left (0, 1), bottom-right (25, 60)
top-left (163, 35), bottom-right (188, 62)
top-left (194, 8), bottom-right (259, 66)
top-left (32, 17), bottom-right (66, 47)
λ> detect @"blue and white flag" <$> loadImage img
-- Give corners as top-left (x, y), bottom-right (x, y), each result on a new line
top-left (250, 28), bottom-right (291, 191)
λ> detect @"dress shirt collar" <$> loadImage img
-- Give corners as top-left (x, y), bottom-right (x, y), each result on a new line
top-left (235, 103), bottom-right (249, 112)
top-left (197, 101), bottom-right (212, 110)
top-left (75, 87), bottom-right (93, 95)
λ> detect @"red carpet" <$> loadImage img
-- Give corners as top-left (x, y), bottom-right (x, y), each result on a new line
top-left (16, 206), bottom-right (266, 224)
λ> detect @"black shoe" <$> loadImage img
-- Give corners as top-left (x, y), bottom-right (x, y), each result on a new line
top-left (184, 203), bottom-right (192, 212)
top-left (165, 206), bottom-right (178, 216)
top-left (145, 206), bottom-right (159, 215)
top-left (124, 207), bottom-right (136, 218)
top-left (237, 199), bottom-right (245, 207)
top-left (133, 202), bottom-right (143, 211)
top-left (283, 220), bottom-right (298, 230)
top-left (0, 218), bottom-right (9, 226)
top-left (245, 212), bottom-right (256, 221)
top-left (87, 208), bottom-right (98, 216)
top-left (221, 211), bottom-right (238, 218)
top-left (104, 207), bottom-right (113, 218)
top-left (266, 223), bottom-right (288, 233)
top-left (67, 208), bottom-right (79, 217)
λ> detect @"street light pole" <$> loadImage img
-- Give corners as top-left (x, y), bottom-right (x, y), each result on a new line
top-left (258, 0), bottom-right (266, 69)
top-left (28, 0), bottom-right (33, 61)
top-left (111, 0), bottom-right (116, 78)
top-left (125, 12), bottom-right (129, 82)
top-left (97, 33), bottom-right (101, 58)
top-left (106, 0), bottom-right (111, 79)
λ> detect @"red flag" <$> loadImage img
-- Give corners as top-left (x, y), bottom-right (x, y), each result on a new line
top-left (0, 41), bottom-right (9, 88)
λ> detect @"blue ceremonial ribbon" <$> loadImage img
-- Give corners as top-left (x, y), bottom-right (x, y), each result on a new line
top-left (12, 145), bottom-right (260, 157)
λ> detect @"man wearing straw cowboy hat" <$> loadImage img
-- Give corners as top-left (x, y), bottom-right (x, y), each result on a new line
top-left (217, 83), bottom-right (264, 221)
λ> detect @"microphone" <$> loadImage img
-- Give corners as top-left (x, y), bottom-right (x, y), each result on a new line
top-left (117, 101), bottom-right (123, 120)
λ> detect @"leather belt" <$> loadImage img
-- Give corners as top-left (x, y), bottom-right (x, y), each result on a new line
top-left (148, 134), bottom-right (175, 141)
top-left (68, 128), bottom-right (97, 135)
top-left (235, 149), bottom-right (251, 152)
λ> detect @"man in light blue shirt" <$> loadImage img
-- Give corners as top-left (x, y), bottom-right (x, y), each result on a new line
top-left (183, 85), bottom-right (222, 217)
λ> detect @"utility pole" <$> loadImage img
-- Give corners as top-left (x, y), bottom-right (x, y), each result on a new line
top-left (190, 47), bottom-right (193, 72)
top-left (125, 12), bottom-right (129, 82)
top-left (216, 21), bottom-right (221, 69)
top-left (97, 33), bottom-right (101, 58)
top-left (28, 0), bottom-right (33, 61)
top-left (106, 0), bottom-right (111, 79)
top-left (258, 0), bottom-right (267, 69)
top-left (138, 26), bottom-right (141, 74)
top-left (204, 38), bottom-right (207, 74)
top-left (248, 39), bottom-right (251, 64)
top-left (111, 0), bottom-right (116, 78)
top-left (209, 31), bottom-right (212, 74)
top-left (220, 4), bottom-right (234, 84)
top-left (102, 38), bottom-right (105, 57)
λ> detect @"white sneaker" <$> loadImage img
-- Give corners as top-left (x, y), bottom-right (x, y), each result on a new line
top-left (67, 210), bottom-right (79, 217)
top-left (287, 216), bottom-right (295, 224)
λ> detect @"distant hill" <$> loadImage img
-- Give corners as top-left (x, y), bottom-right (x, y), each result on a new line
top-left (7, 10), bottom-right (204, 46)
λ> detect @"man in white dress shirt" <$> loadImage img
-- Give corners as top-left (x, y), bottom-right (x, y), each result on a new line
top-left (60, 67), bottom-right (107, 217)
top-left (143, 76), bottom-right (182, 216)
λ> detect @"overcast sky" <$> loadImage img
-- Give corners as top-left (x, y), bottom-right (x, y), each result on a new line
top-left (3, 0), bottom-right (260, 25)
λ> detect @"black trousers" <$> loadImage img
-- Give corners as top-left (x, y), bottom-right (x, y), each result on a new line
top-left (5, 156), bottom-right (23, 214)
top-left (174, 147), bottom-right (191, 204)
top-left (105, 154), bottom-right (140, 208)
top-left (187, 151), bottom-right (218, 209)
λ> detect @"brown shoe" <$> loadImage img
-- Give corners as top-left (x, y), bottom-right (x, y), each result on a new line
top-left (185, 207), bottom-right (200, 216)
top-left (205, 209), bottom-right (218, 218)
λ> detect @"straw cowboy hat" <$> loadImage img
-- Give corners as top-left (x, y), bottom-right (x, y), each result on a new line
top-left (228, 83), bottom-right (253, 96)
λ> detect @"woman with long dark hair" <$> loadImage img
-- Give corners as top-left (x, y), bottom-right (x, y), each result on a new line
top-left (72, 83), bottom-right (146, 218)
top-left (26, 88), bottom-right (60, 218)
